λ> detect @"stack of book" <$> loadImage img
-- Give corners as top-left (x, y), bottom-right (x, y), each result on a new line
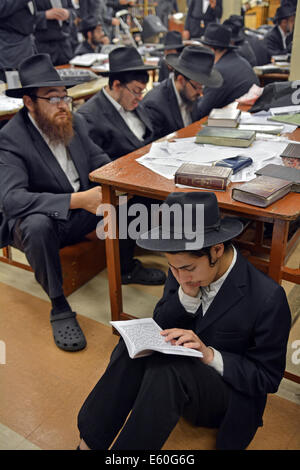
top-left (207, 106), bottom-right (241, 128)
top-left (232, 175), bottom-right (292, 207)
top-left (195, 127), bottom-right (256, 148)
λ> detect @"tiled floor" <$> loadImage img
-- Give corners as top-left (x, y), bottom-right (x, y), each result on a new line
top-left (0, 246), bottom-right (299, 450)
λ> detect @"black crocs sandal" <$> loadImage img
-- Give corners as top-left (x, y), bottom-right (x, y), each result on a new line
top-left (121, 259), bottom-right (166, 285)
top-left (50, 311), bottom-right (87, 352)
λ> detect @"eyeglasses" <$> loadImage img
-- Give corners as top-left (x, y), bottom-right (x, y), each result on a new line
top-left (31, 95), bottom-right (73, 105)
top-left (124, 85), bottom-right (147, 98)
top-left (186, 79), bottom-right (203, 93)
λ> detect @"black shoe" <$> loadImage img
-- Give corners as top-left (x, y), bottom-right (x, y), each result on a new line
top-left (121, 259), bottom-right (166, 285)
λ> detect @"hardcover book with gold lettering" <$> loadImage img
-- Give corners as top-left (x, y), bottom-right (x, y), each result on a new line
top-left (175, 163), bottom-right (232, 190)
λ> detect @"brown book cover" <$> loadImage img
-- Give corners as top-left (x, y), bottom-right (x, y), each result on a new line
top-left (175, 163), bottom-right (232, 190)
top-left (232, 175), bottom-right (292, 207)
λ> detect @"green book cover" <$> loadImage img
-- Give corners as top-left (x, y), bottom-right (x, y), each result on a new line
top-left (195, 127), bottom-right (256, 148)
top-left (268, 114), bottom-right (300, 127)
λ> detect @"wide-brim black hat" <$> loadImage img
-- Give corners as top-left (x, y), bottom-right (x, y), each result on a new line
top-left (100, 46), bottom-right (157, 76)
top-left (201, 23), bottom-right (237, 50)
top-left (158, 30), bottom-right (185, 51)
top-left (223, 19), bottom-right (245, 44)
top-left (5, 54), bottom-right (80, 99)
top-left (273, 6), bottom-right (296, 23)
top-left (137, 192), bottom-right (244, 252)
top-left (165, 45), bottom-right (223, 88)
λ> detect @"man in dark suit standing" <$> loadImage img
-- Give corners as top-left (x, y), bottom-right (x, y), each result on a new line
top-left (142, 46), bottom-right (223, 140)
top-left (183, 0), bottom-right (222, 39)
top-left (264, 5), bottom-right (296, 56)
top-left (0, 54), bottom-right (114, 352)
top-left (0, 1), bottom-right (36, 70)
top-left (77, 192), bottom-right (291, 450)
top-left (78, 47), bottom-right (166, 286)
top-left (195, 23), bottom-right (260, 120)
top-left (35, 0), bottom-right (76, 66)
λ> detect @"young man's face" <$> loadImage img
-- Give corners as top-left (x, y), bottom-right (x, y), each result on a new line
top-left (165, 246), bottom-right (224, 290)
top-left (114, 80), bottom-right (147, 111)
top-left (181, 77), bottom-right (203, 104)
top-left (91, 25), bottom-right (105, 45)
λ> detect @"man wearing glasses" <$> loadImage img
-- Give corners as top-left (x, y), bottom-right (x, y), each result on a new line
top-left (78, 46), bottom-right (157, 160)
top-left (142, 46), bottom-right (223, 140)
top-left (78, 46), bottom-right (167, 287)
top-left (0, 54), bottom-right (112, 352)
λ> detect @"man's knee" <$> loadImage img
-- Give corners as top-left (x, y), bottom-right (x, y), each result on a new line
top-left (15, 214), bottom-right (57, 247)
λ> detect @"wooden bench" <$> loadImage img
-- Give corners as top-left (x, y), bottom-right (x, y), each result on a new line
top-left (0, 231), bottom-right (106, 297)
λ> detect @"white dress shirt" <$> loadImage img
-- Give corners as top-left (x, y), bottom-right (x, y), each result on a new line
top-left (28, 113), bottom-right (80, 192)
top-left (102, 86), bottom-right (146, 141)
top-left (178, 246), bottom-right (238, 375)
top-left (171, 76), bottom-right (192, 127)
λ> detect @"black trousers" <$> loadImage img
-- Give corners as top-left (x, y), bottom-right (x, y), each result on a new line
top-left (12, 209), bottom-right (136, 299)
top-left (77, 340), bottom-right (230, 450)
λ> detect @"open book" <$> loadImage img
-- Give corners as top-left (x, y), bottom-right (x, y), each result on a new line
top-left (110, 318), bottom-right (203, 359)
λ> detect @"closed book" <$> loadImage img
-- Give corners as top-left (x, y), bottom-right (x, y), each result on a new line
top-left (268, 113), bottom-right (300, 127)
top-left (238, 123), bottom-right (284, 135)
top-left (255, 164), bottom-right (300, 192)
top-left (175, 163), bottom-right (232, 190)
top-left (214, 155), bottom-right (253, 174)
top-left (232, 175), bottom-right (292, 207)
top-left (207, 107), bottom-right (241, 128)
top-left (195, 127), bottom-right (255, 148)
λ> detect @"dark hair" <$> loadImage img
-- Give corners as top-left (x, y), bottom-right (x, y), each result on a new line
top-left (24, 87), bottom-right (39, 102)
top-left (166, 240), bottom-right (233, 266)
top-left (108, 70), bottom-right (149, 89)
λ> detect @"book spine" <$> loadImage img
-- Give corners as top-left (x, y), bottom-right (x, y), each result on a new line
top-left (175, 175), bottom-right (227, 190)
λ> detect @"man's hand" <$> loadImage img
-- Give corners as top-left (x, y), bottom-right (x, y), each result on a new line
top-left (161, 328), bottom-right (214, 364)
top-left (70, 187), bottom-right (103, 214)
top-left (182, 29), bottom-right (190, 40)
top-left (45, 8), bottom-right (70, 21)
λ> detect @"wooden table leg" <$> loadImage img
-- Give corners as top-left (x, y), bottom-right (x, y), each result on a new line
top-left (101, 184), bottom-right (123, 322)
top-left (268, 219), bottom-right (289, 284)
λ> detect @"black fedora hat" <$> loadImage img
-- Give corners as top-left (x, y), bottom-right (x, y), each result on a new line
top-left (273, 6), bottom-right (296, 23)
top-left (201, 23), bottom-right (237, 50)
top-left (223, 18), bottom-right (245, 44)
top-left (79, 15), bottom-right (102, 32)
top-left (160, 30), bottom-right (185, 51)
top-left (165, 45), bottom-right (223, 88)
top-left (5, 54), bottom-right (80, 99)
top-left (100, 46), bottom-right (157, 76)
top-left (137, 192), bottom-right (244, 252)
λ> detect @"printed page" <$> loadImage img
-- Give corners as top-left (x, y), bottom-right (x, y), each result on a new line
top-left (110, 318), bottom-right (203, 359)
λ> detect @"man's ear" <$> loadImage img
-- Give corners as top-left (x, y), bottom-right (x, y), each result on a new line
top-left (23, 95), bottom-right (34, 113)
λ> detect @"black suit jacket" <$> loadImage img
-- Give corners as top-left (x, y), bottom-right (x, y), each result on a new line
top-left (153, 250), bottom-right (291, 449)
top-left (0, 109), bottom-right (110, 248)
top-left (196, 50), bottom-right (260, 120)
top-left (185, 0), bottom-right (223, 38)
top-left (77, 89), bottom-right (155, 160)
top-left (263, 25), bottom-right (293, 56)
top-left (142, 77), bottom-right (198, 140)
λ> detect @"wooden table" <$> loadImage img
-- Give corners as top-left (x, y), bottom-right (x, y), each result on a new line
top-left (89, 119), bottom-right (300, 325)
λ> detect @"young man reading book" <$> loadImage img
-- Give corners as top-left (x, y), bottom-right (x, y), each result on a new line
top-left (77, 192), bottom-right (291, 450)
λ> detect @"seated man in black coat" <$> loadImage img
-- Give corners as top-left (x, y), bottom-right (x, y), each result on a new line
top-left (195, 23), bottom-right (260, 120)
top-left (78, 47), bottom-right (166, 285)
top-left (74, 16), bottom-right (108, 56)
top-left (157, 30), bottom-right (185, 82)
top-left (0, 54), bottom-right (111, 352)
top-left (223, 15), bottom-right (257, 66)
top-left (77, 191), bottom-right (291, 450)
top-left (264, 5), bottom-right (296, 56)
top-left (142, 46), bottom-right (223, 140)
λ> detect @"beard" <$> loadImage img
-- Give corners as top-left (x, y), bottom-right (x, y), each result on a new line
top-left (32, 103), bottom-right (74, 146)
top-left (179, 86), bottom-right (194, 112)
